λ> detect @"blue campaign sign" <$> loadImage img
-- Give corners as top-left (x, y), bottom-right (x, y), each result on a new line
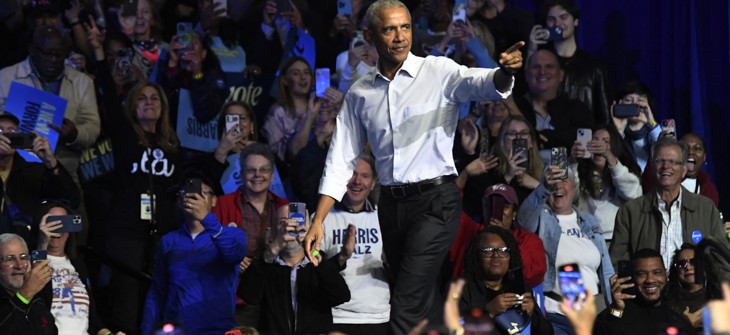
top-left (4, 82), bottom-right (66, 163)
top-left (176, 89), bottom-right (221, 152)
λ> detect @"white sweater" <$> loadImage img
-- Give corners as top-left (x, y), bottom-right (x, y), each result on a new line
top-left (572, 161), bottom-right (643, 239)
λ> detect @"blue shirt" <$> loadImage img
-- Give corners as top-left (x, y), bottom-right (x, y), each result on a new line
top-left (141, 213), bottom-right (247, 335)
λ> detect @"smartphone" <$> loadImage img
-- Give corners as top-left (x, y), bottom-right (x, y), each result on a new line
top-left (551, 147), bottom-right (568, 180)
top-left (558, 263), bottom-right (586, 310)
top-left (121, 0), bottom-right (139, 17)
top-left (613, 104), bottom-right (641, 118)
top-left (48, 215), bottom-right (83, 233)
top-left (315, 68), bottom-right (330, 98)
top-left (617, 260), bottom-right (638, 297)
top-left (181, 178), bottom-right (202, 196)
top-left (176, 22), bottom-right (194, 50)
top-left (115, 48), bottom-right (134, 78)
top-left (6, 133), bottom-right (37, 149)
top-left (545, 26), bottom-right (563, 41)
top-left (512, 138), bottom-right (529, 169)
top-left (351, 31), bottom-right (366, 49)
top-left (452, 0), bottom-right (467, 23)
top-left (275, 0), bottom-right (291, 14)
top-left (225, 114), bottom-right (240, 133)
top-left (289, 202), bottom-right (306, 236)
top-left (488, 196), bottom-right (505, 222)
top-left (337, 0), bottom-right (352, 16)
top-left (661, 119), bottom-right (676, 138)
top-left (576, 128), bottom-right (592, 159)
top-left (213, 0), bottom-right (228, 17)
top-left (31, 250), bottom-right (47, 264)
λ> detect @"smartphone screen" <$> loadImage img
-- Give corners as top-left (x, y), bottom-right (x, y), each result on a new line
top-left (315, 68), bottom-right (330, 98)
top-left (576, 128), bottom-right (592, 159)
top-left (661, 119), bottom-right (676, 138)
top-left (337, 0), bottom-right (352, 16)
top-left (558, 263), bottom-right (586, 310)
top-left (289, 202), bottom-right (306, 236)
top-left (225, 114), bottom-right (240, 133)
top-left (176, 22), bottom-right (194, 50)
top-left (512, 138), bottom-right (529, 169)
top-left (551, 147), bottom-right (568, 180)
top-left (452, 0), bottom-right (467, 23)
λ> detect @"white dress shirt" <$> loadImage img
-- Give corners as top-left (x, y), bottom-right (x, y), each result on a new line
top-left (319, 53), bottom-right (512, 201)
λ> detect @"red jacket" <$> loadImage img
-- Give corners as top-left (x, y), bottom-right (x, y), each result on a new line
top-left (449, 212), bottom-right (547, 288)
top-left (213, 188), bottom-right (289, 228)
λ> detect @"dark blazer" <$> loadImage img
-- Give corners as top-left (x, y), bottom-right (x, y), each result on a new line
top-left (239, 254), bottom-right (351, 335)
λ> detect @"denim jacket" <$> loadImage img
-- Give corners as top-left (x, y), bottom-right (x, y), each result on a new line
top-left (517, 182), bottom-right (615, 307)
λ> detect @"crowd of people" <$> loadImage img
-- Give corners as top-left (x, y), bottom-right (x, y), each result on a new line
top-left (0, 0), bottom-right (728, 334)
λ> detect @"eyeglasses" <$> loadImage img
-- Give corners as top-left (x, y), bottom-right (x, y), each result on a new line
top-left (675, 258), bottom-right (696, 269)
top-left (1, 254), bottom-right (29, 266)
top-left (0, 128), bottom-right (17, 134)
top-left (244, 166), bottom-right (273, 175)
top-left (505, 131), bottom-right (531, 139)
top-left (653, 158), bottom-right (685, 167)
top-left (32, 45), bottom-right (67, 59)
top-left (479, 247), bottom-right (510, 258)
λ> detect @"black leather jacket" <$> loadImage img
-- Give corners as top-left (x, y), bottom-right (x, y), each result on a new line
top-left (557, 49), bottom-right (611, 126)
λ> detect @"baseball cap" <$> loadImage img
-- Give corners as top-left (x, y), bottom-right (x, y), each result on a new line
top-left (0, 112), bottom-right (20, 126)
top-left (482, 183), bottom-right (519, 222)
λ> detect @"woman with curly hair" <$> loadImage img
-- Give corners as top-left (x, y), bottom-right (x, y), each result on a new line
top-left (666, 243), bottom-right (706, 332)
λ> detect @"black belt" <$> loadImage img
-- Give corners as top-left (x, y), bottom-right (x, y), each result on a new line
top-left (382, 175), bottom-right (456, 199)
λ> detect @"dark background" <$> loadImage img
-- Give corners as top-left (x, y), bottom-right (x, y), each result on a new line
top-left (512, 0), bottom-right (730, 215)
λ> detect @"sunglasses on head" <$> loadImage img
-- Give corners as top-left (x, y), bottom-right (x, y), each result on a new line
top-left (675, 258), bottom-right (696, 269)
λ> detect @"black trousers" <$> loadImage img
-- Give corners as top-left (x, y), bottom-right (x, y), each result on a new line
top-left (378, 181), bottom-right (461, 335)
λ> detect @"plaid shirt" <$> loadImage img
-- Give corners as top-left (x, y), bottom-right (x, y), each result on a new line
top-left (658, 188), bottom-right (683, 269)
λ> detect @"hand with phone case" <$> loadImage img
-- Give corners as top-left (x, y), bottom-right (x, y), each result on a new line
top-left (609, 273), bottom-right (636, 311)
top-left (267, 205), bottom-right (303, 258)
top-left (559, 289), bottom-right (596, 335)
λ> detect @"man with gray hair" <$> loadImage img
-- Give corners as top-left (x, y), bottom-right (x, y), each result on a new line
top-left (610, 137), bottom-right (725, 268)
top-left (0, 233), bottom-right (56, 334)
top-left (304, 0), bottom-right (524, 333)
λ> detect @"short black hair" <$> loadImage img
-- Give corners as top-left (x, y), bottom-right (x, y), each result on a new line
top-left (632, 248), bottom-right (664, 266)
top-left (539, 0), bottom-right (581, 24)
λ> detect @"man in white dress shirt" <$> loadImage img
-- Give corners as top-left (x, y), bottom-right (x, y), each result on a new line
top-left (304, 0), bottom-right (523, 333)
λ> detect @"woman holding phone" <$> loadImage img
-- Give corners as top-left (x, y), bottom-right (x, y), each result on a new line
top-left (517, 166), bottom-right (614, 335)
top-left (569, 124), bottom-right (642, 243)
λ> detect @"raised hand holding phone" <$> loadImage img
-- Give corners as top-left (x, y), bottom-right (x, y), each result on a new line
top-left (558, 263), bottom-right (587, 310)
top-left (609, 273), bottom-right (636, 311)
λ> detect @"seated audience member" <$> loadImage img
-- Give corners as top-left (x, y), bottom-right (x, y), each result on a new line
top-left (37, 201), bottom-right (123, 335)
top-left (0, 113), bottom-right (80, 241)
top-left (0, 233), bottom-right (56, 334)
top-left (238, 205), bottom-right (351, 335)
top-left (288, 87), bottom-right (344, 211)
top-left (450, 183), bottom-right (546, 288)
top-left (666, 244), bottom-right (706, 332)
top-left (570, 124), bottom-right (642, 243)
top-left (611, 81), bottom-right (661, 173)
top-left (517, 166), bottom-right (614, 334)
top-left (142, 175), bottom-right (246, 335)
top-left (595, 249), bottom-right (695, 335)
top-left (262, 56), bottom-right (314, 164)
top-left (458, 226), bottom-right (552, 335)
top-left (212, 143), bottom-right (287, 327)
top-left (459, 115), bottom-right (544, 220)
top-left (321, 153), bottom-right (390, 334)
top-left (0, 25), bottom-right (100, 186)
top-left (610, 138), bottom-right (724, 269)
top-left (641, 132), bottom-right (720, 207)
top-left (515, 48), bottom-right (595, 156)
